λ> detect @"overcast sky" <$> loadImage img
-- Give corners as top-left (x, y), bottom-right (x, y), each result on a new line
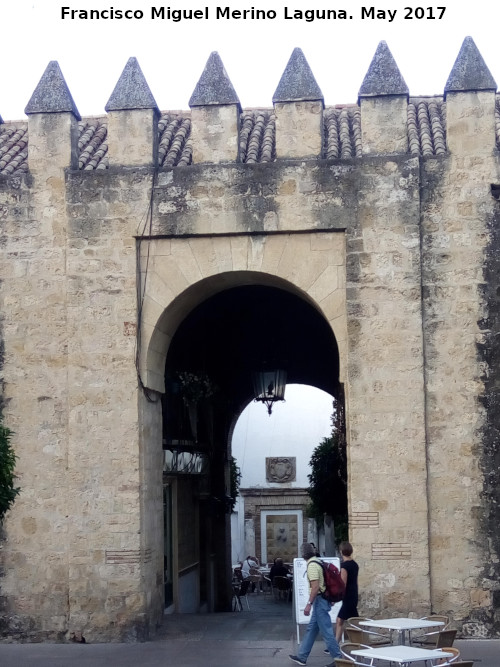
top-left (232, 384), bottom-right (334, 487)
top-left (2, 1), bottom-right (499, 121)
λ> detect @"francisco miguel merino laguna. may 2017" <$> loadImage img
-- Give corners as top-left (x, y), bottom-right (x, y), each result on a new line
top-left (60, 6), bottom-right (447, 22)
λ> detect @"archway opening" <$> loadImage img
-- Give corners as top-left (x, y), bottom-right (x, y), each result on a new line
top-left (161, 282), bottom-right (342, 613)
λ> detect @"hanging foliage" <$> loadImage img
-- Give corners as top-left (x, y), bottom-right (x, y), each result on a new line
top-left (229, 457), bottom-right (242, 512)
top-left (0, 421), bottom-right (20, 525)
top-left (176, 372), bottom-right (217, 406)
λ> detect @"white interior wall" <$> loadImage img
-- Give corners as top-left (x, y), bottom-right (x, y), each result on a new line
top-left (230, 384), bottom-right (334, 561)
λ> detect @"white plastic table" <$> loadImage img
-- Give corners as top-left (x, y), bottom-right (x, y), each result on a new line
top-left (352, 645), bottom-right (453, 666)
top-left (359, 617), bottom-right (445, 645)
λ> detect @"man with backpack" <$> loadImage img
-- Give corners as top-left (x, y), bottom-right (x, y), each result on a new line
top-left (289, 543), bottom-right (342, 666)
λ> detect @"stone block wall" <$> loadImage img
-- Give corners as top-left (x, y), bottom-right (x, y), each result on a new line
top-left (0, 154), bottom-right (165, 639)
top-left (420, 89), bottom-right (499, 632)
top-left (1, 39), bottom-right (500, 640)
top-left (345, 155), bottom-right (430, 615)
top-left (0, 118), bottom-right (74, 637)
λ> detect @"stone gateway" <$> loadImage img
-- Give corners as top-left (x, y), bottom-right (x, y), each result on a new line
top-left (0, 38), bottom-right (499, 641)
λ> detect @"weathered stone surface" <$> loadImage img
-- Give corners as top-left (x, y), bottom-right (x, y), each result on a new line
top-left (26, 111), bottom-right (80, 171)
top-left (190, 105), bottom-right (239, 163)
top-left (106, 108), bottom-right (159, 167)
top-left (105, 57), bottom-right (158, 112)
top-left (445, 90), bottom-right (496, 155)
top-left (358, 41), bottom-right (409, 98)
top-left (468, 168), bottom-right (500, 636)
top-left (445, 36), bottom-right (497, 95)
top-left (346, 156), bottom-right (431, 618)
top-left (274, 100), bottom-right (323, 158)
top-left (25, 61), bottom-right (81, 119)
top-left (360, 95), bottom-right (408, 154)
top-left (358, 42), bottom-right (409, 155)
top-left (189, 51), bottom-right (240, 107)
top-left (272, 48), bottom-right (323, 103)
top-left (154, 161), bottom-right (356, 234)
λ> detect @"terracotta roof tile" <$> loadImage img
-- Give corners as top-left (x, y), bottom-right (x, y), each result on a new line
top-left (408, 98), bottom-right (446, 156)
top-left (158, 113), bottom-right (192, 167)
top-left (239, 110), bottom-right (276, 163)
top-left (78, 119), bottom-right (109, 170)
top-left (323, 106), bottom-right (362, 159)
top-left (0, 123), bottom-right (28, 175)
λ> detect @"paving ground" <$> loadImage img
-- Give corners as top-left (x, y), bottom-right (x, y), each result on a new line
top-left (1, 591), bottom-right (498, 666)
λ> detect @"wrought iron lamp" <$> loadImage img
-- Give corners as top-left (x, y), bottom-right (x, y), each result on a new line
top-left (252, 368), bottom-right (287, 415)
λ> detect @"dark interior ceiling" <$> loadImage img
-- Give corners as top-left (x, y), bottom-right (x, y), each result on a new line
top-left (165, 285), bottom-right (340, 409)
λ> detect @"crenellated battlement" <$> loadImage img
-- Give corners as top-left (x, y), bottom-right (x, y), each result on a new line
top-left (0, 37), bottom-right (498, 177)
top-left (4, 95), bottom-right (500, 176)
top-left (0, 100), bottom-right (430, 175)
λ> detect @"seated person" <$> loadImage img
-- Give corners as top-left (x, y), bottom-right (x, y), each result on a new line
top-left (241, 555), bottom-right (260, 591)
top-left (241, 555), bottom-right (259, 579)
top-left (269, 557), bottom-right (289, 582)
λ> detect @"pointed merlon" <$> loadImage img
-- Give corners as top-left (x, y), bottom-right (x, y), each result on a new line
top-left (358, 41), bottom-right (409, 98)
top-left (444, 36), bottom-right (497, 95)
top-left (189, 52), bottom-right (240, 108)
top-left (272, 48), bottom-right (323, 104)
top-left (105, 57), bottom-right (159, 112)
top-left (25, 61), bottom-right (81, 119)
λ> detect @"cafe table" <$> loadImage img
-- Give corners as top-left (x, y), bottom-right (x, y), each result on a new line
top-left (359, 617), bottom-right (445, 645)
top-left (352, 645), bottom-right (453, 666)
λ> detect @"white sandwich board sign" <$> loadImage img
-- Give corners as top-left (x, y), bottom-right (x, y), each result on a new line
top-left (293, 557), bottom-right (342, 643)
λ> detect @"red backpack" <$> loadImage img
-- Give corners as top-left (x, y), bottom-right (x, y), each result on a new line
top-left (308, 559), bottom-right (345, 603)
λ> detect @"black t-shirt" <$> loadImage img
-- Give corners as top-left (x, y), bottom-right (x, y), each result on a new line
top-left (341, 559), bottom-right (359, 604)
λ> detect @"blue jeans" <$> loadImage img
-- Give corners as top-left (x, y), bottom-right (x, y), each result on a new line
top-left (297, 595), bottom-right (341, 662)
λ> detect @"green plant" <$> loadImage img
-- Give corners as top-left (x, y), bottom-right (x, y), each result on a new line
top-left (307, 433), bottom-right (347, 519)
top-left (0, 421), bottom-right (20, 525)
top-left (176, 372), bottom-right (216, 405)
top-left (307, 392), bottom-right (348, 545)
top-left (229, 457), bottom-right (242, 512)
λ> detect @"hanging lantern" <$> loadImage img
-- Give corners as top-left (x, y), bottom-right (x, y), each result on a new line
top-left (252, 368), bottom-right (287, 415)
